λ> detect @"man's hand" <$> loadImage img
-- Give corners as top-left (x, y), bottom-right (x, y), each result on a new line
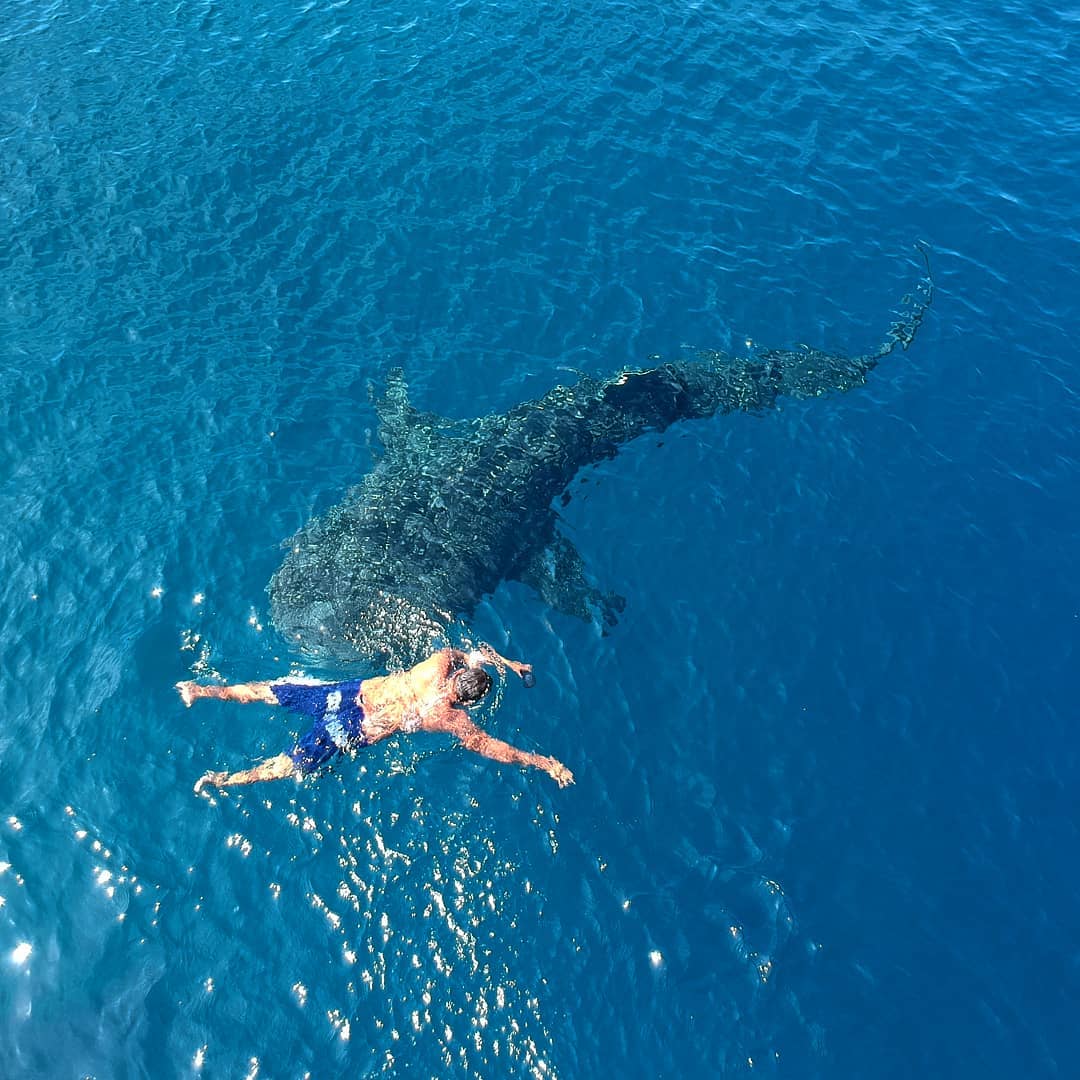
top-left (471, 645), bottom-right (536, 687)
top-left (194, 770), bottom-right (227, 795)
top-left (546, 759), bottom-right (574, 788)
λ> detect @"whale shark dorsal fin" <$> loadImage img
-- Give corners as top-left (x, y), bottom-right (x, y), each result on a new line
top-left (374, 367), bottom-right (416, 451)
top-left (375, 368), bottom-right (467, 452)
top-left (517, 529), bottom-right (626, 630)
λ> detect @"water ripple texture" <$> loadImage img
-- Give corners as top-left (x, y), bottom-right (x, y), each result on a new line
top-left (1, 0), bottom-right (1078, 1076)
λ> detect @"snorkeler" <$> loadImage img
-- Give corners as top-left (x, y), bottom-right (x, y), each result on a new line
top-left (179, 645), bottom-right (574, 793)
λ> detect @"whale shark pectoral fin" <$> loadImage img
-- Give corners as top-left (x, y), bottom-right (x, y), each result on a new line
top-left (517, 531), bottom-right (627, 630)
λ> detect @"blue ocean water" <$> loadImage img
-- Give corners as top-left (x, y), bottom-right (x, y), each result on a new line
top-left (2, 0), bottom-right (1078, 1075)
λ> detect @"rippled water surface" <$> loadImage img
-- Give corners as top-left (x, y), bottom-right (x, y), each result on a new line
top-left (3, 0), bottom-right (1078, 1076)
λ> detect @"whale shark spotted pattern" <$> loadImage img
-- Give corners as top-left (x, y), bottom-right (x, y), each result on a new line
top-left (269, 252), bottom-right (934, 665)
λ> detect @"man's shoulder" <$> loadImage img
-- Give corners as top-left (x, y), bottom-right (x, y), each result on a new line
top-left (420, 703), bottom-right (467, 733)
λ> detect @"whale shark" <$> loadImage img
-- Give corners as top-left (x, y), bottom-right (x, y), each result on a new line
top-left (269, 251), bottom-right (933, 665)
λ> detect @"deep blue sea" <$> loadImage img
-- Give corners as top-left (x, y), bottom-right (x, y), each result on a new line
top-left (3, 0), bottom-right (1079, 1076)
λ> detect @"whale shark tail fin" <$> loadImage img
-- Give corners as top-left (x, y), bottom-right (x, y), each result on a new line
top-left (747, 243), bottom-right (935, 403)
top-left (866, 241), bottom-right (935, 364)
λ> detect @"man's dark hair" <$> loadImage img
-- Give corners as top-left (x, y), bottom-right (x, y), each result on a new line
top-left (455, 667), bottom-right (493, 705)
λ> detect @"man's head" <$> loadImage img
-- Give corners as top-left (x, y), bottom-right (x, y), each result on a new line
top-left (454, 666), bottom-right (493, 706)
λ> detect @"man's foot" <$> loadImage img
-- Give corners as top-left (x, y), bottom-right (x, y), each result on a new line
top-left (176, 681), bottom-right (199, 707)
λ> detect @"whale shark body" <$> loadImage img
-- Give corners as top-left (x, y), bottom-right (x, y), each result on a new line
top-left (269, 254), bottom-right (933, 665)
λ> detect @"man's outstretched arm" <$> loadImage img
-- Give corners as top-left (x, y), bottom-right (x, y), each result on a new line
top-left (427, 709), bottom-right (573, 787)
top-left (194, 753), bottom-right (297, 793)
top-left (445, 644), bottom-right (536, 686)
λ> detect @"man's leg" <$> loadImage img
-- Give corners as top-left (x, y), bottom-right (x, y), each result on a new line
top-left (176, 681), bottom-right (280, 707)
top-left (194, 753), bottom-right (297, 793)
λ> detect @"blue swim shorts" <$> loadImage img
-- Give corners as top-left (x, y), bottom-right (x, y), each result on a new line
top-left (272, 678), bottom-right (367, 775)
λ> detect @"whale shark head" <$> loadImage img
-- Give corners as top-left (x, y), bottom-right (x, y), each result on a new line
top-left (270, 560), bottom-right (453, 668)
